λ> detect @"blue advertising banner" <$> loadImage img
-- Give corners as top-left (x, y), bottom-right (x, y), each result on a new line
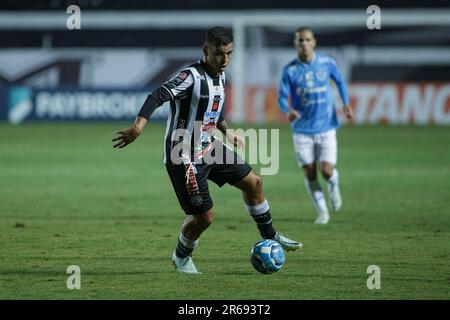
top-left (0, 86), bottom-right (168, 124)
top-left (0, 86), bottom-right (8, 121)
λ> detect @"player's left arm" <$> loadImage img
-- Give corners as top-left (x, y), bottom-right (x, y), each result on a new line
top-left (113, 71), bottom-right (194, 149)
top-left (217, 118), bottom-right (245, 148)
top-left (329, 58), bottom-right (353, 120)
top-left (278, 66), bottom-right (301, 122)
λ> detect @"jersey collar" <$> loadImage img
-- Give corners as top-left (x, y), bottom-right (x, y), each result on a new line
top-left (200, 59), bottom-right (222, 79)
top-left (297, 52), bottom-right (316, 67)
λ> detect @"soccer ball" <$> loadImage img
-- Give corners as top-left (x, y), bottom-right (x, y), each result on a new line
top-left (250, 239), bottom-right (285, 274)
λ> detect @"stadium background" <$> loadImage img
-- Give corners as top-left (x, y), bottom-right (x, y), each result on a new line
top-left (0, 0), bottom-right (449, 301)
top-left (1, 0), bottom-right (449, 125)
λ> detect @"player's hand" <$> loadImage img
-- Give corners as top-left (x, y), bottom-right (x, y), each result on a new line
top-left (287, 109), bottom-right (301, 122)
top-left (112, 127), bottom-right (141, 149)
top-left (343, 104), bottom-right (354, 121)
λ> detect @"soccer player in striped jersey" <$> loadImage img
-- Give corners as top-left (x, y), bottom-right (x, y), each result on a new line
top-left (278, 27), bottom-right (354, 225)
top-left (113, 26), bottom-right (302, 274)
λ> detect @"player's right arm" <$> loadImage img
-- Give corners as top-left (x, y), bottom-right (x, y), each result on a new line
top-left (277, 66), bottom-right (300, 122)
top-left (112, 116), bottom-right (147, 149)
top-left (112, 70), bottom-right (194, 149)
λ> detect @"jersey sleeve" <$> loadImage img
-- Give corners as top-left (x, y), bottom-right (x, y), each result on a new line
top-left (219, 73), bottom-right (226, 123)
top-left (161, 70), bottom-right (194, 99)
top-left (137, 70), bottom-right (194, 119)
top-left (328, 58), bottom-right (350, 106)
top-left (277, 67), bottom-right (291, 114)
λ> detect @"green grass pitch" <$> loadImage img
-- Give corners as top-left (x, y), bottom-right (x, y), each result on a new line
top-left (0, 122), bottom-right (449, 299)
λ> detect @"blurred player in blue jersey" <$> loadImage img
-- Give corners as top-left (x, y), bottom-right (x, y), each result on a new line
top-left (278, 27), bottom-right (354, 224)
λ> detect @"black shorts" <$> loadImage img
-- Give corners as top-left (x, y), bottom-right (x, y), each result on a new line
top-left (165, 143), bottom-right (252, 215)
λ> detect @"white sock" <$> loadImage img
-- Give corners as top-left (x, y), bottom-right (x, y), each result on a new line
top-left (175, 232), bottom-right (199, 258)
top-left (178, 232), bottom-right (199, 250)
top-left (304, 178), bottom-right (329, 215)
top-left (327, 169), bottom-right (340, 194)
top-left (245, 199), bottom-right (270, 215)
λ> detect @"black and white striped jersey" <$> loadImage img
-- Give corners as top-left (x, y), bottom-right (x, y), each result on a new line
top-left (138, 60), bottom-right (226, 164)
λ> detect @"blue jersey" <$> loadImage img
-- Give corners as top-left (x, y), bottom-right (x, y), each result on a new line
top-left (278, 52), bottom-right (349, 135)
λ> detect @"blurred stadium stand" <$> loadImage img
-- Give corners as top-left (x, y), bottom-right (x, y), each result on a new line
top-left (0, 1), bottom-right (449, 124)
top-left (1, 0), bottom-right (448, 10)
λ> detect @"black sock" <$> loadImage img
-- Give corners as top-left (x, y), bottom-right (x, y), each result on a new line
top-left (251, 210), bottom-right (276, 239)
top-left (175, 240), bottom-right (193, 258)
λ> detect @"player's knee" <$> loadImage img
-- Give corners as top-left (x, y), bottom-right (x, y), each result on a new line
top-left (253, 175), bottom-right (263, 193)
top-left (320, 165), bottom-right (333, 180)
top-left (303, 166), bottom-right (317, 181)
top-left (321, 170), bottom-right (332, 180)
top-left (306, 172), bottom-right (316, 181)
top-left (235, 171), bottom-right (263, 197)
top-left (244, 174), bottom-right (263, 198)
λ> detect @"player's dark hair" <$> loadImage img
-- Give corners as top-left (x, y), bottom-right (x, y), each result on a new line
top-left (296, 26), bottom-right (315, 37)
top-left (205, 26), bottom-right (233, 47)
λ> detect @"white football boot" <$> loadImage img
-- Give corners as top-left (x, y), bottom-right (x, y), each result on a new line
top-left (272, 233), bottom-right (303, 252)
top-left (313, 199), bottom-right (330, 224)
top-left (315, 212), bottom-right (330, 224)
top-left (171, 251), bottom-right (201, 274)
top-left (313, 190), bottom-right (330, 224)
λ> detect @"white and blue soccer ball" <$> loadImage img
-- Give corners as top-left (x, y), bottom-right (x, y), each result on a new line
top-left (250, 239), bottom-right (285, 274)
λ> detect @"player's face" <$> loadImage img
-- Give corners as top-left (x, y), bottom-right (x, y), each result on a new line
top-left (204, 42), bottom-right (234, 75)
top-left (294, 31), bottom-right (316, 56)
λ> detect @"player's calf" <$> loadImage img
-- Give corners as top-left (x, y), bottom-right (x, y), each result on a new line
top-left (326, 169), bottom-right (342, 212)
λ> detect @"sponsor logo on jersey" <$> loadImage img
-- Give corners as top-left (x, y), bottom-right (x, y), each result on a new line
top-left (177, 118), bottom-right (186, 129)
top-left (305, 71), bottom-right (314, 88)
top-left (194, 142), bottom-right (213, 160)
top-left (202, 121), bottom-right (216, 133)
top-left (171, 72), bottom-right (190, 86)
top-left (296, 86), bottom-right (327, 95)
top-left (212, 95), bottom-right (221, 111)
top-left (204, 111), bottom-right (220, 118)
top-left (315, 68), bottom-right (327, 82)
top-left (178, 72), bottom-right (189, 80)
